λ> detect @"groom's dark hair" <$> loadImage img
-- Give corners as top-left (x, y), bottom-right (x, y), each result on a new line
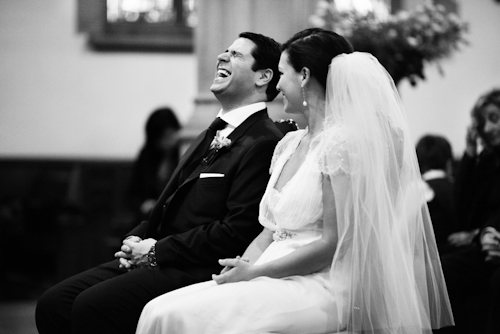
top-left (239, 32), bottom-right (281, 102)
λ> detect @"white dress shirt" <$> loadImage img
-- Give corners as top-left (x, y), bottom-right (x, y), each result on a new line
top-left (421, 169), bottom-right (447, 202)
top-left (216, 102), bottom-right (266, 138)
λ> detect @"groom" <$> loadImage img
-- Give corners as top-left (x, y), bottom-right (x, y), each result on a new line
top-left (36, 32), bottom-right (283, 334)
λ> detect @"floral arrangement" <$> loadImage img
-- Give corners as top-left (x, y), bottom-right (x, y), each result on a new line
top-left (310, 0), bottom-right (469, 86)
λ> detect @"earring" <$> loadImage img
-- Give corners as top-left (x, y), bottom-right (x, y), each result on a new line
top-left (302, 87), bottom-right (308, 107)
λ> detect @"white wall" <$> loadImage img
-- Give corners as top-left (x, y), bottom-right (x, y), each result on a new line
top-left (0, 0), bottom-right (196, 159)
top-left (0, 0), bottom-right (499, 159)
top-left (399, 0), bottom-right (500, 157)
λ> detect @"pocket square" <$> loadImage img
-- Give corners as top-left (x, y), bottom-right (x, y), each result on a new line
top-left (199, 173), bottom-right (225, 179)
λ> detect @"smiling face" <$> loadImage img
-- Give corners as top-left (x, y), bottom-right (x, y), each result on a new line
top-left (276, 51), bottom-right (303, 115)
top-left (210, 38), bottom-right (259, 105)
top-left (481, 103), bottom-right (500, 147)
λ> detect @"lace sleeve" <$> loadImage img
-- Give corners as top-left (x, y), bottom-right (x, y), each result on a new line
top-left (317, 126), bottom-right (351, 176)
top-left (270, 131), bottom-right (302, 174)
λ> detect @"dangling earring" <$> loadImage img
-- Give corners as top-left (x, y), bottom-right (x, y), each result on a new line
top-left (302, 87), bottom-right (308, 107)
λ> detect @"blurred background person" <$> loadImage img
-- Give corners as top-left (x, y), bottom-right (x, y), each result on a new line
top-left (127, 107), bottom-right (181, 223)
top-left (453, 88), bottom-right (500, 246)
top-left (438, 88), bottom-right (500, 334)
top-left (416, 134), bottom-right (456, 255)
top-left (448, 88), bottom-right (500, 250)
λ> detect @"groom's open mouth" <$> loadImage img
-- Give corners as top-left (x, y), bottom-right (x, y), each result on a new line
top-left (216, 68), bottom-right (231, 78)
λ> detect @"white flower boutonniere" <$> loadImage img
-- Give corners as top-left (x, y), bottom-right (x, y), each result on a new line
top-left (202, 131), bottom-right (232, 166)
top-left (210, 131), bottom-right (232, 151)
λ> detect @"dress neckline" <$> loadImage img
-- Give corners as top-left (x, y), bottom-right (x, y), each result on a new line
top-left (273, 129), bottom-right (309, 193)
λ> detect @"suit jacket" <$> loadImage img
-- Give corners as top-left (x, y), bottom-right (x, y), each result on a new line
top-left (425, 177), bottom-right (456, 253)
top-left (454, 149), bottom-right (500, 233)
top-left (127, 109), bottom-right (283, 280)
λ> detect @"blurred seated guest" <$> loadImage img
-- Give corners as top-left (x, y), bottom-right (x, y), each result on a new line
top-left (438, 88), bottom-right (500, 334)
top-left (128, 107), bottom-right (181, 221)
top-left (416, 134), bottom-right (456, 254)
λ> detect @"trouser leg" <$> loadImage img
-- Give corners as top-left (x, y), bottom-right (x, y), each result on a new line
top-left (71, 265), bottom-right (199, 334)
top-left (485, 268), bottom-right (500, 334)
top-left (36, 259), bottom-right (125, 334)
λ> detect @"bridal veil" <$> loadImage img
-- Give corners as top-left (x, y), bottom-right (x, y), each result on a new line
top-left (323, 52), bottom-right (454, 333)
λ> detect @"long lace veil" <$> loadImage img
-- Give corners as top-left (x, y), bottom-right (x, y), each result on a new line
top-left (324, 52), bottom-right (454, 333)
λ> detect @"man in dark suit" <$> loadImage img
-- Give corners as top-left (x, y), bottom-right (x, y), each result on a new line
top-left (36, 32), bottom-right (283, 334)
top-left (415, 134), bottom-right (456, 254)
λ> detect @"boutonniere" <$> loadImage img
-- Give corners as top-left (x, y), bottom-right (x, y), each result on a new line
top-left (202, 131), bottom-right (232, 166)
top-left (210, 131), bottom-right (232, 150)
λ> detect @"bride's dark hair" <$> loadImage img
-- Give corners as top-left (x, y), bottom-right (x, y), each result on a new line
top-left (281, 28), bottom-right (353, 90)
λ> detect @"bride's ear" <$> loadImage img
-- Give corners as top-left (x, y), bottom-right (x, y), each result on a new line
top-left (300, 67), bottom-right (311, 88)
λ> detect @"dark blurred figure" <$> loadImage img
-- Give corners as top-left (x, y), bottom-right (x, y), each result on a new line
top-left (128, 107), bottom-right (181, 222)
top-left (416, 134), bottom-right (456, 254)
top-left (437, 88), bottom-right (500, 334)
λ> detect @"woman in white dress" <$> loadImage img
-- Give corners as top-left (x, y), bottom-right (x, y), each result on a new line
top-left (136, 28), bottom-right (454, 334)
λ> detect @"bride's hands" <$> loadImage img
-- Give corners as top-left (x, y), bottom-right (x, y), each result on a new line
top-left (218, 255), bottom-right (248, 275)
top-left (212, 257), bottom-right (255, 284)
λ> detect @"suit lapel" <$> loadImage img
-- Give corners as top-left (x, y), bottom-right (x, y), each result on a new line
top-left (226, 108), bottom-right (267, 142)
top-left (180, 109), bottom-right (268, 186)
top-left (146, 109), bottom-right (269, 235)
top-left (177, 131), bottom-right (208, 174)
top-left (146, 130), bottom-right (207, 232)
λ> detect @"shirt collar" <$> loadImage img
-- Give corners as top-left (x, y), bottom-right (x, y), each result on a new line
top-left (422, 169), bottom-right (447, 181)
top-left (217, 102), bottom-right (266, 129)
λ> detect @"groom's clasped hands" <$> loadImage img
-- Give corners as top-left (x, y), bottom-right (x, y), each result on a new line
top-left (114, 236), bottom-right (157, 270)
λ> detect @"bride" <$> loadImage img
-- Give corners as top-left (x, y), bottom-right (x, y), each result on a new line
top-left (136, 28), bottom-right (454, 334)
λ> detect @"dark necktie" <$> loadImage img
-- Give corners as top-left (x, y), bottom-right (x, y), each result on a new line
top-left (208, 117), bottom-right (228, 134)
top-left (179, 117), bottom-right (227, 183)
top-left (202, 117), bottom-right (227, 155)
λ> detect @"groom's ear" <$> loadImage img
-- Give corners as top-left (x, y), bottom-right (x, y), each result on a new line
top-left (300, 67), bottom-right (311, 88)
top-left (255, 68), bottom-right (273, 88)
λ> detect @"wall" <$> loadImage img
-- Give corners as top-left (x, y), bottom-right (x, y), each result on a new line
top-left (0, 0), bottom-right (499, 159)
top-left (0, 0), bottom-right (196, 159)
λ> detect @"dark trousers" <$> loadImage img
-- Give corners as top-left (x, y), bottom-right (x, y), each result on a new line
top-left (485, 268), bottom-right (500, 334)
top-left (435, 246), bottom-right (500, 334)
top-left (35, 259), bottom-right (200, 334)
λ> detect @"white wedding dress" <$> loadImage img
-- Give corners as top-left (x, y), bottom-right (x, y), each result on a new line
top-left (136, 127), bottom-right (350, 334)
